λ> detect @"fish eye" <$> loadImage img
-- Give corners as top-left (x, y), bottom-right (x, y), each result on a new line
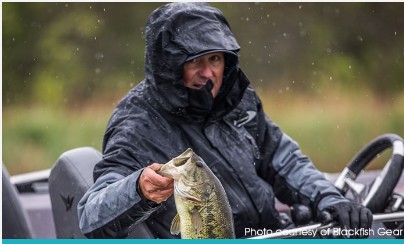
top-left (196, 161), bottom-right (204, 168)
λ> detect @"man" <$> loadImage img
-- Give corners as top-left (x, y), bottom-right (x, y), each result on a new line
top-left (77, 2), bottom-right (372, 238)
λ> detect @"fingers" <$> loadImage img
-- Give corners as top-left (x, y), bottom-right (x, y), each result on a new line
top-left (148, 163), bottom-right (162, 171)
top-left (139, 163), bottom-right (174, 204)
top-left (336, 205), bottom-right (350, 230)
top-left (326, 202), bottom-right (373, 239)
top-left (145, 163), bottom-right (173, 186)
top-left (360, 207), bottom-right (373, 229)
top-left (144, 186), bottom-right (174, 204)
top-left (349, 206), bottom-right (359, 230)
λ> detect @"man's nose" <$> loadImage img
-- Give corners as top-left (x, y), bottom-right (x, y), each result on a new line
top-left (198, 62), bottom-right (213, 78)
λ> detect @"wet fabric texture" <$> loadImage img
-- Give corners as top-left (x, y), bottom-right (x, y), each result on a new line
top-left (77, 2), bottom-right (347, 238)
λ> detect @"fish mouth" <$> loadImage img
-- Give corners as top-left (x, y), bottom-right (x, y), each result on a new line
top-left (157, 164), bottom-right (181, 180)
top-left (157, 168), bottom-right (175, 179)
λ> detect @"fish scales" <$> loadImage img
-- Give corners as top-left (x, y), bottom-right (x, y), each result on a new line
top-left (158, 148), bottom-right (235, 239)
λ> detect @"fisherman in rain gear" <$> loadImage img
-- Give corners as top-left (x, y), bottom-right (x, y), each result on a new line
top-left (77, 2), bottom-right (372, 238)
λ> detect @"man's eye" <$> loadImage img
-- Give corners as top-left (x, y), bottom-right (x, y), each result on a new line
top-left (187, 58), bottom-right (199, 64)
top-left (184, 58), bottom-right (199, 68)
top-left (211, 55), bottom-right (222, 62)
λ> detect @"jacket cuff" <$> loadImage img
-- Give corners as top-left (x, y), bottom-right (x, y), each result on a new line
top-left (136, 168), bottom-right (160, 209)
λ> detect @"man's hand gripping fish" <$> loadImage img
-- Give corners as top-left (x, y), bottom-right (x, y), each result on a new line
top-left (158, 148), bottom-right (235, 239)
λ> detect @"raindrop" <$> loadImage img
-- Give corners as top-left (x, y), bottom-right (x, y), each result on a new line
top-left (246, 17), bottom-right (249, 22)
top-left (97, 19), bottom-right (101, 23)
top-left (348, 65), bottom-right (352, 69)
top-left (357, 35), bottom-right (363, 42)
top-left (394, 31), bottom-right (397, 36)
top-left (329, 76), bottom-right (333, 80)
top-left (76, 47), bottom-right (79, 51)
top-left (103, 8), bottom-right (106, 12)
top-left (299, 5), bottom-right (303, 9)
top-left (95, 52), bottom-right (104, 60)
top-left (12, 37), bottom-right (15, 41)
top-left (65, 3), bottom-right (69, 7)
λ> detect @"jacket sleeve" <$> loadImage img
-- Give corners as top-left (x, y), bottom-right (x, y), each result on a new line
top-left (77, 97), bottom-right (164, 238)
top-left (77, 168), bottom-right (161, 238)
top-left (254, 94), bottom-right (348, 213)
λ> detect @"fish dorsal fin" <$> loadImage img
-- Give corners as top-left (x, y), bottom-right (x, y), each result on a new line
top-left (170, 213), bottom-right (181, 235)
top-left (191, 207), bottom-right (203, 235)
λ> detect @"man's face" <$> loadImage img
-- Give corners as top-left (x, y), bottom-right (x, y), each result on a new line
top-left (183, 52), bottom-right (224, 98)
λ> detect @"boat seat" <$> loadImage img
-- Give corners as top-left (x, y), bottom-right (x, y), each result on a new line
top-left (48, 147), bottom-right (154, 238)
top-left (2, 164), bottom-right (34, 238)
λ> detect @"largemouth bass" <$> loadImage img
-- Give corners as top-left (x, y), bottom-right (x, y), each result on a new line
top-left (158, 148), bottom-right (235, 239)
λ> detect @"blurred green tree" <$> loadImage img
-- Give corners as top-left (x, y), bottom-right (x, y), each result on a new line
top-left (3, 2), bottom-right (404, 107)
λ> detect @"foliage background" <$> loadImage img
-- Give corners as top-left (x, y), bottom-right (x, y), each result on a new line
top-left (3, 2), bottom-right (404, 175)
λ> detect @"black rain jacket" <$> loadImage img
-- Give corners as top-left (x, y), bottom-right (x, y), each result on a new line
top-left (77, 2), bottom-right (348, 238)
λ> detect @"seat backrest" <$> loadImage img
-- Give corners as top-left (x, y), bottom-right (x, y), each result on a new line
top-left (48, 147), bottom-right (154, 238)
top-left (2, 164), bottom-right (33, 238)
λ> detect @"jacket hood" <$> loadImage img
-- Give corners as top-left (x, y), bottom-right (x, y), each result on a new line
top-left (144, 2), bottom-right (249, 124)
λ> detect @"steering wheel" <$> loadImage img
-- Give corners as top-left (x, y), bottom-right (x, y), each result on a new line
top-left (334, 133), bottom-right (404, 213)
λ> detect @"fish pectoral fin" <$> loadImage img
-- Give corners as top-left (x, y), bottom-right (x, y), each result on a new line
top-left (170, 213), bottom-right (181, 235)
top-left (191, 207), bottom-right (203, 235)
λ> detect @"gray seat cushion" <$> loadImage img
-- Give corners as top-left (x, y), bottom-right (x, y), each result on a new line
top-left (2, 164), bottom-right (33, 238)
top-left (49, 147), bottom-right (154, 238)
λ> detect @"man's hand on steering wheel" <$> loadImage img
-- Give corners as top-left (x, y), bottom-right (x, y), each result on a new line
top-left (318, 201), bottom-right (373, 238)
